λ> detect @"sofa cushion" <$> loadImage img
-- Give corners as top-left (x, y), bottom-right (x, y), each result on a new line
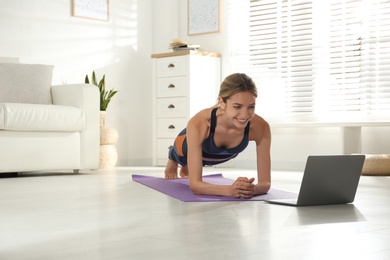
top-left (0, 63), bottom-right (54, 104)
top-left (0, 103), bottom-right (85, 131)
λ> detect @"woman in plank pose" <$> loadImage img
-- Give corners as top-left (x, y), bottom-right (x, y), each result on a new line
top-left (164, 73), bottom-right (271, 198)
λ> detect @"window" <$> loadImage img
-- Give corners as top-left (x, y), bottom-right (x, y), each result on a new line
top-left (227, 0), bottom-right (390, 119)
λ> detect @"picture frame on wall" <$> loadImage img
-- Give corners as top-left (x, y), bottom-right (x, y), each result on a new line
top-left (72, 0), bottom-right (109, 22)
top-left (188, 0), bottom-right (220, 35)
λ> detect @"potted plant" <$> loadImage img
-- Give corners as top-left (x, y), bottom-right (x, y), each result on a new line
top-left (85, 71), bottom-right (118, 111)
top-left (85, 71), bottom-right (119, 169)
top-left (85, 71), bottom-right (118, 127)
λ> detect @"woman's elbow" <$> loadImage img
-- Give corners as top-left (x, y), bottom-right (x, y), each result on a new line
top-left (189, 183), bottom-right (202, 195)
top-left (257, 182), bottom-right (271, 195)
top-left (264, 182), bottom-right (271, 193)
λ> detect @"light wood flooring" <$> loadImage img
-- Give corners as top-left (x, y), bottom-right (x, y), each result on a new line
top-left (1, 167), bottom-right (390, 260)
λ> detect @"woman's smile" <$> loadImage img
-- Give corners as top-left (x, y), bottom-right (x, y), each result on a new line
top-left (236, 117), bottom-right (249, 124)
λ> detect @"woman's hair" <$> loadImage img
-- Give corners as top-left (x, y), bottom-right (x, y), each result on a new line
top-left (218, 73), bottom-right (258, 103)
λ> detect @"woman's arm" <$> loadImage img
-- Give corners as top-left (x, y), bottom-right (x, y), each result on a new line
top-left (186, 110), bottom-right (237, 197)
top-left (250, 115), bottom-right (272, 195)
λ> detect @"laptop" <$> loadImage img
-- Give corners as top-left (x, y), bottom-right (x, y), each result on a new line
top-left (265, 155), bottom-right (366, 206)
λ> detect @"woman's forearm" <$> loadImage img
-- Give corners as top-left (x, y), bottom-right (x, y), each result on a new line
top-left (190, 181), bottom-right (233, 197)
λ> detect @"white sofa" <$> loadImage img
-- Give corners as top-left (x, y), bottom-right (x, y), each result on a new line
top-left (0, 57), bottom-right (100, 173)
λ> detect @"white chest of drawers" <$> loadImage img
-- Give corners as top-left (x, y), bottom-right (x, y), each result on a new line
top-left (151, 51), bottom-right (221, 166)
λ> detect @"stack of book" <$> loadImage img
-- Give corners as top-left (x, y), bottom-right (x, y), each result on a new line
top-left (169, 39), bottom-right (200, 52)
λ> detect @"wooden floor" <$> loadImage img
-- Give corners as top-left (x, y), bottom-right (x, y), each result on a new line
top-left (1, 167), bottom-right (390, 260)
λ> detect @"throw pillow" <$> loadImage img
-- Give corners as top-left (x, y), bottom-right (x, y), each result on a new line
top-left (0, 63), bottom-right (54, 104)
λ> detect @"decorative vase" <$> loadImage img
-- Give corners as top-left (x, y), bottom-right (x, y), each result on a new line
top-left (100, 111), bottom-right (106, 128)
top-left (99, 111), bottom-right (118, 169)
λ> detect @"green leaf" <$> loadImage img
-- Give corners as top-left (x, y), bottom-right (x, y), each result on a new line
top-left (92, 71), bottom-right (98, 86)
top-left (98, 75), bottom-right (106, 93)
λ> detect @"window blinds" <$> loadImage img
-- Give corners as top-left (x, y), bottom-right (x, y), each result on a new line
top-left (360, 0), bottom-right (390, 112)
top-left (228, 0), bottom-right (390, 118)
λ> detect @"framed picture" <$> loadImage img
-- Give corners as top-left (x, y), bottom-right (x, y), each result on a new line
top-left (188, 0), bottom-right (220, 35)
top-left (72, 0), bottom-right (109, 22)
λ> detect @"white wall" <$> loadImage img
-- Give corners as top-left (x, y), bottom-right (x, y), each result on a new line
top-left (1, 0), bottom-right (388, 170)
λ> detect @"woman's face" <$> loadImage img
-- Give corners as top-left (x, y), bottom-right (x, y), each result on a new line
top-left (220, 91), bottom-right (256, 128)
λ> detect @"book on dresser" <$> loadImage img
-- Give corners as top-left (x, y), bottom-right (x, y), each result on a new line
top-left (151, 51), bottom-right (221, 166)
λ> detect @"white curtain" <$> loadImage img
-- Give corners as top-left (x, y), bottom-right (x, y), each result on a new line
top-left (227, 0), bottom-right (390, 119)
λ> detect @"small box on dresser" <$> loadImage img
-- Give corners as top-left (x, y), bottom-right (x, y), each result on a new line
top-left (151, 51), bottom-right (221, 166)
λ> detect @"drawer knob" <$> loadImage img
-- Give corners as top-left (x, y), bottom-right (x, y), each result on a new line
top-left (168, 125), bottom-right (175, 129)
top-left (168, 104), bottom-right (175, 109)
top-left (168, 84), bottom-right (175, 88)
top-left (168, 63), bottom-right (175, 68)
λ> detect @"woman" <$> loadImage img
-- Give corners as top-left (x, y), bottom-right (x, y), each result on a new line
top-left (164, 73), bottom-right (271, 198)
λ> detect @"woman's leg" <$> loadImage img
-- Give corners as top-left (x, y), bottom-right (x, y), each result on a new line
top-left (164, 159), bottom-right (179, 179)
top-left (179, 165), bottom-right (189, 178)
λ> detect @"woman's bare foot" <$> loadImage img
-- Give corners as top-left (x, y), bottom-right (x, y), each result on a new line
top-left (164, 159), bottom-right (179, 179)
top-left (180, 166), bottom-right (189, 178)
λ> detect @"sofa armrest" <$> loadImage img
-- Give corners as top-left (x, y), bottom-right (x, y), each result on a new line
top-left (51, 84), bottom-right (100, 170)
top-left (51, 84), bottom-right (98, 109)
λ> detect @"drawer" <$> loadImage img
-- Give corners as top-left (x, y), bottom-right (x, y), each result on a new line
top-left (157, 97), bottom-right (187, 118)
top-left (157, 118), bottom-right (187, 138)
top-left (157, 77), bottom-right (187, 97)
top-left (156, 138), bottom-right (175, 161)
top-left (156, 56), bottom-right (187, 77)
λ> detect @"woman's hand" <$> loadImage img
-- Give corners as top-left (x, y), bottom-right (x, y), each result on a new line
top-left (232, 177), bottom-right (256, 198)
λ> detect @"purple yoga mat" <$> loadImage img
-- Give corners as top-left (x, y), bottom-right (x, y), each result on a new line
top-left (132, 173), bottom-right (297, 202)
